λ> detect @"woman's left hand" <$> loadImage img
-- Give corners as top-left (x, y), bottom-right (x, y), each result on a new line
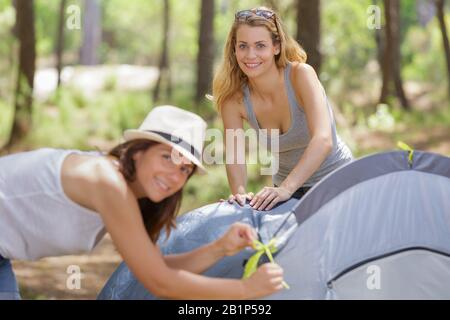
top-left (249, 186), bottom-right (293, 211)
top-left (216, 222), bottom-right (257, 256)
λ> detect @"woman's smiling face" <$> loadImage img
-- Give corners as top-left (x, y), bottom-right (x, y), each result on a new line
top-left (132, 143), bottom-right (194, 202)
top-left (235, 25), bottom-right (280, 78)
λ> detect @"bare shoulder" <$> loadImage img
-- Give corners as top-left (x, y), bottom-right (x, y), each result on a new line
top-left (291, 62), bottom-right (319, 83)
top-left (61, 154), bottom-right (129, 211)
top-left (221, 92), bottom-right (247, 126)
top-left (94, 157), bottom-right (128, 192)
top-left (290, 62), bottom-right (325, 100)
top-left (222, 92), bottom-right (246, 115)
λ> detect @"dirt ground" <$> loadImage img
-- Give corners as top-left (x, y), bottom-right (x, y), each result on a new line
top-left (12, 234), bottom-right (121, 300)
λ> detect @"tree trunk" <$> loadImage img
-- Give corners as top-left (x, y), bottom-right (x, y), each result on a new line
top-left (375, 25), bottom-right (385, 68)
top-left (435, 0), bottom-right (450, 97)
top-left (380, 0), bottom-right (409, 110)
top-left (391, 0), bottom-right (409, 110)
top-left (374, 0), bottom-right (385, 68)
top-left (4, 0), bottom-right (36, 149)
top-left (153, 0), bottom-right (172, 102)
top-left (80, 0), bottom-right (101, 65)
top-left (380, 0), bottom-right (392, 103)
top-left (296, 0), bottom-right (321, 74)
top-left (55, 0), bottom-right (66, 87)
top-left (195, 0), bottom-right (215, 104)
top-left (11, 0), bottom-right (18, 37)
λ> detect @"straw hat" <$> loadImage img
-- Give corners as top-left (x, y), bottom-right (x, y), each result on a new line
top-left (123, 105), bottom-right (207, 174)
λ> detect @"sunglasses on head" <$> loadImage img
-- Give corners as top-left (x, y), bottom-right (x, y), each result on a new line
top-left (235, 9), bottom-right (276, 21)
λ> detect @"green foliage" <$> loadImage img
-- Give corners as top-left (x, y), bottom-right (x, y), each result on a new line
top-left (34, 0), bottom-right (82, 59)
top-left (367, 104), bottom-right (395, 131)
top-left (403, 20), bottom-right (448, 83)
top-left (1, 0), bottom-right (450, 212)
top-left (4, 0), bottom-right (445, 106)
top-left (0, 3), bottom-right (15, 99)
top-left (3, 87), bottom-right (151, 150)
top-left (322, 0), bottom-right (377, 91)
top-left (101, 0), bottom-right (162, 64)
top-left (34, 1), bottom-right (59, 56)
top-left (0, 98), bottom-right (12, 145)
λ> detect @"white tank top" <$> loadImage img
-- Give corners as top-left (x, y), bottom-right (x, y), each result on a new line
top-left (0, 148), bottom-right (106, 260)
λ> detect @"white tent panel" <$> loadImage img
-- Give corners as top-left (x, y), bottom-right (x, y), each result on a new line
top-left (269, 170), bottom-right (450, 299)
top-left (328, 249), bottom-right (450, 299)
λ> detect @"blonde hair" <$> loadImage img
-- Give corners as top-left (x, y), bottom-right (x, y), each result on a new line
top-left (212, 7), bottom-right (307, 112)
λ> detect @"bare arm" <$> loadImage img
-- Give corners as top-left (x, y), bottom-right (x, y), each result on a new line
top-left (89, 165), bottom-right (281, 299)
top-left (221, 99), bottom-right (249, 198)
top-left (279, 63), bottom-right (333, 193)
top-left (162, 241), bottom-right (225, 274)
top-left (249, 63), bottom-right (333, 211)
top-left (163, 222), bottom-right (255, 274)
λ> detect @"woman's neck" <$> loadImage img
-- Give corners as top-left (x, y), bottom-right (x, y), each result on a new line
top-left (107, 155), bottom-right (145, 198)
top-left (247, 63), bottom-right (284, 99)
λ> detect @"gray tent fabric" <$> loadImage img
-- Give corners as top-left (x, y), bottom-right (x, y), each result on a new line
top-left (98, 150), bottom-right (450, 300)
top-left (97, 198), bottom-right (299, 300)
top-left (328, 249), bottom-right (450, 299)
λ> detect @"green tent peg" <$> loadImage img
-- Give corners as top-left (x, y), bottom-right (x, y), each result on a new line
top-left (397, 141), bottom-right (414, 167)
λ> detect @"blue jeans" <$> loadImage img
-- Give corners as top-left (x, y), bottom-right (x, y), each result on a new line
top-left (0, 254), bottom-right (21, 300)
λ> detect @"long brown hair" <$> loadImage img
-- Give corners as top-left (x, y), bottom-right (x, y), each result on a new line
top-left (108, 139), bottom-right (196, 242)
top-left (212, 6), bottom-right (307, 112)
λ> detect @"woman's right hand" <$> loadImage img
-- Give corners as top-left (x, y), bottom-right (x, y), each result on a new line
top-left (243, 263), bottom-right (284, 299)
top-left (220, 192), bottom-right (254, 206)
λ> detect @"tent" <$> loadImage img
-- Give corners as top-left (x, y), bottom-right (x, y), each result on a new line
top-left (98, 150), bottom-right (450, 299)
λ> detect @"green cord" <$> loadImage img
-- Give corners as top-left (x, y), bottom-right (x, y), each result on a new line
top-left (397, 141), bottom-right (414, 166)
top-left (242, 239), bottom-right (290, 289)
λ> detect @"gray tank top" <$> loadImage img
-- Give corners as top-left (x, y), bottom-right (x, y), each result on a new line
top-left (243, 63), bottom-right (353, 187)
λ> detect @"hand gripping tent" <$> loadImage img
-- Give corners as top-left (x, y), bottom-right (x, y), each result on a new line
top-left (98, 150), bottom-right (450, 300)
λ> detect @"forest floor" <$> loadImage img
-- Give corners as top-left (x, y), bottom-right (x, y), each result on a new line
top-left (12, 235), bottom-right (121, 299)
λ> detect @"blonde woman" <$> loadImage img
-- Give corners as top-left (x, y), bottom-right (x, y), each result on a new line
top-left (213, 7), bottom-right (353, 211)
top-left (0, 106), bottom-right (284, 300)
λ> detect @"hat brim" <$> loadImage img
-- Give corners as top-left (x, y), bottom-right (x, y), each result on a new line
top-left (123, 130), bottom-right (207, 175)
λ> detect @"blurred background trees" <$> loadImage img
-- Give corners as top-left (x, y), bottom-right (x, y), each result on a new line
top-left (79, 0), bottom-right (101, 65)
top-left (0, 0), bottom-right (449, 204)
top-left (296, 0), bottom-right (321, 73)
top-left (195, 0), bottom-right (215, 105)
top-left (435, 0), bottom-right (450, 95)
top-left (152, 0), bottom-right (172, 102)
top-left (4, 0), bottom-right (36, 150)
